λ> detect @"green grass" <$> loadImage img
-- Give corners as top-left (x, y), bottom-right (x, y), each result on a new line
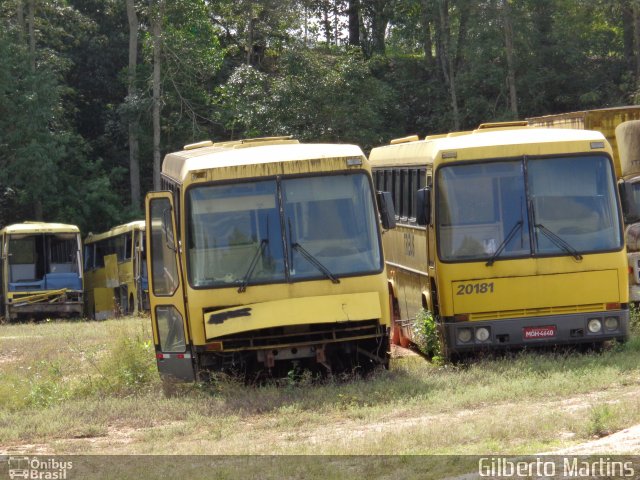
top-left (2, 316), bottom-right (640, 456)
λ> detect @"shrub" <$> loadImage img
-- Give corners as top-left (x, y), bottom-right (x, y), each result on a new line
top-left (630, 304), bottom-right (640, 336)
top-left (90, 332), bottom-right (157, 396)
top-left (412, 309), bottom-right (444, 363)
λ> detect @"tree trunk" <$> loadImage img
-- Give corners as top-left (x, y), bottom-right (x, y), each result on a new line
top-left (322, 2), bottom-right (331, 45)
top-left (28, 0), bottom-right (42, 219)
top-left (502, 0), bottom-right (518, 117)
top-left (333, 0), bottom-right (339, 45)
top-left (634, 1), bottom-right (640, 85)
top-left (370, 0), bottom-right (388, 55)
top-left (17, 0), bottom-right (25, 44)
top-left (420, 0), bottom-right (434, 67)
top-left (348, 0), bottom-right (360, 46)
top-left (622, 0), bottom-right (635, 72)
top-left (454, 3), bottom-right (468, 71)
top-left (437, 0), bottom-right (460, 130)
top-left (246, 16), bottom-right (255, 65)
top-left (28, 0), bottom-right (35, 73)
top-left (126, 0), bottom-right (141, 209)
top-left (151, 0), bottom-right (164, 191)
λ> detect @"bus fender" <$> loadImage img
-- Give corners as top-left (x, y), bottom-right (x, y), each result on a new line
top-left (421, 288), bottom-right (432, 313)
top-left (387, 280), bottom-right (401, 346)
top-left (387, 279), bottom-right (398, 301)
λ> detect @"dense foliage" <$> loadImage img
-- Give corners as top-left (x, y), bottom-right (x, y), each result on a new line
top-left (1, 0), bottom-right (639, 233)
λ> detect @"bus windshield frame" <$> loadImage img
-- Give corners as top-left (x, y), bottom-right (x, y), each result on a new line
top-left (436, 154), bottom-right (623, 263)
top-left (186, 171), bottom-right (383, 289)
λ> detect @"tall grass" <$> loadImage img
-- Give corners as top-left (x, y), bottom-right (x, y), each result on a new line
top-left (2, 315), bottom-right (640, 454)
top-left (0, 318), bottom-right (158, 412)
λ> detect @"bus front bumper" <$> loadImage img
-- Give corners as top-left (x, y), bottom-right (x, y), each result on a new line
top-left (442, 309), bottom-right (629, 354)
top-left (6, 291), bottom-right (83, 319)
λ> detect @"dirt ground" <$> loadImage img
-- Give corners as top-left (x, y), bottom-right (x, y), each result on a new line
top-left (392, 344), bottom-right (640, 456)
top-left (3, 343), bottom-right (640, 456)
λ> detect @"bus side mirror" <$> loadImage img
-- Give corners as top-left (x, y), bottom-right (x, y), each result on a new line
top-left (416, 187), bottom-right (432, 226)
top-left (620, 180), bottom-right (640, 224)
top-left (376, 191), bottom-right (396, 230)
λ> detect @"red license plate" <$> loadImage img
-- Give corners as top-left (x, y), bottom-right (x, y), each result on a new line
top-left (523, 325), bottom-right (557, 339)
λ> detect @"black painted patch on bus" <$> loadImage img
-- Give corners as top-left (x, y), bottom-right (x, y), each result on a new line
top-left (208, 307), bottom-right (252, 324)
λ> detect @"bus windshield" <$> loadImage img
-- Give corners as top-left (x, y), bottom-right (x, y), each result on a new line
top-left (437, 155), bottom-right (622, 262)
top-left (187, 172), bottom-right (382, 288)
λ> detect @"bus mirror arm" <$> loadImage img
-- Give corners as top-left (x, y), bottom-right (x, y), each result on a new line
top-left (376, 191), bottom-right (397, 230)
top-left (416, 187), bottom-right (432, 226)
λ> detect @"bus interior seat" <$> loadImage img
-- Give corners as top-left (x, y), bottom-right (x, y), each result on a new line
top-left (49, 263), bottom-right (74, 273)
top-left (10, 264), bottom-right (36, 282)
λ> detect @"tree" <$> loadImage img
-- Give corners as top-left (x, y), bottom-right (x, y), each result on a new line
top-left (150, 0), bottom-right (164, 190)
top-left (126, 0), bottom-right (141, 209)
top-left (435, 0), bottom-right (464, 130)
top-left (361, 0), bottom-right (396, 56)
top-left (502, 0), bottom-right (518, 117)
top-left (348, 0), bottom-right (360, 46)
top-left (218, 49), bottom-right (398, 149)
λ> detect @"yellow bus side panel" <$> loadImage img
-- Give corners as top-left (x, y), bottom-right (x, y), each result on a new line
top-left (104, 254), bottom-right (119, 289)
top-left (452, 270), bottom-right (619, 315)
top-left (204, 292), bottom-right (382, 340)
top-left (94, 287), bottom-right (116, 320)
top-left (117, 262), bottom-right (134, 287)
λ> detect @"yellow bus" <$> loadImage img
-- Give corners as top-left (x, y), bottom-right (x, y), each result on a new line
top-left (0, 222), bottom-right (83, 321)
top-left (145, 136), bottom-right (395, 381)
top-left (83, 220), bottom-right (148, 319)
top-left (370, 124), bottom-right (629, 357)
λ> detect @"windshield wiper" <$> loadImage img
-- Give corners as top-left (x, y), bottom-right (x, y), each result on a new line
top-left (535, 224), bottom-right (583, 261)
top-left (486, 221), bottom-right (523, 266)
top-left (292, 242), bottom-right (340, 284)
top-left (237, 239), bottom-right (268, 293)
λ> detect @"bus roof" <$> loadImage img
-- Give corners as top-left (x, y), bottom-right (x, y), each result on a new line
top-left (1, 222), bottom-right (80, 235)
top-left (162, 140), bottom-right (366, 183)
top-left (84, 220), bottom-right (145, 244)
top-left (369, 127), bottom-right (609, 167)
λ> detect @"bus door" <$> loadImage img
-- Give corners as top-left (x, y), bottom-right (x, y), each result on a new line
top-left (145, 192), bottom-right (194, 381)
top-left (133, 229), bottom-right (145, 312)
top-left (1, 233), bottom-right (6, 318)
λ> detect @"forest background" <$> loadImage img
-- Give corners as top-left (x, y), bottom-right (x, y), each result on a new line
top-left (2, 0), bottom-right (640, 234)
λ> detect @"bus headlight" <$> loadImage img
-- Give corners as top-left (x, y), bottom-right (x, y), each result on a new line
top-left (587, 318), bottom-right (602, 334)
top-left (604, 316), bottom-right (619, 331)
top-left (457, 328), bottom-right (472, 343)
top-left (475, 327), bottom-right (490, 342)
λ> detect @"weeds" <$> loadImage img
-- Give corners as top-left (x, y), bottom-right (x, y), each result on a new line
top-left (3, 317), bottom-right (640, 454)
top-left (630, 303), bottom-right (640, 336)
top-left (94, 333), bottom-right (156, 395)
top-left (587, 404), bottom-right (617, 437)
top-left (412, 309), bottom-right (444, 363)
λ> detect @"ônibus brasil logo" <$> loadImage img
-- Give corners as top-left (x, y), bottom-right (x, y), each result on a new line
top-left (7, 457), bottom-right (72, 480)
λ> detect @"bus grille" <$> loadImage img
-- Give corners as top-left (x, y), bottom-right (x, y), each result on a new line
top-left (206, 320), bottom-right (383, 351)
top-left (470, 303), bottom-right (606, 321)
